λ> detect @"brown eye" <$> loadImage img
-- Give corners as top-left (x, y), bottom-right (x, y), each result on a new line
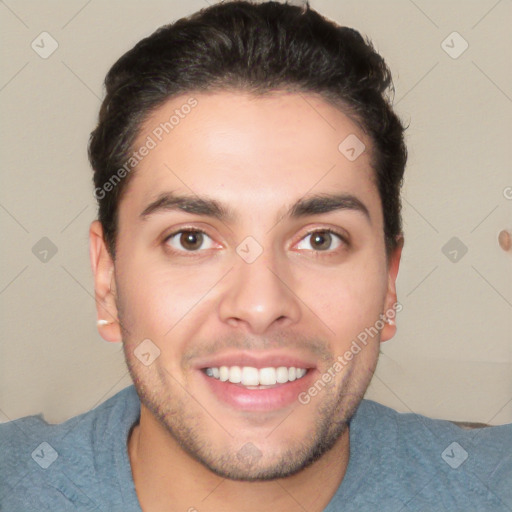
top-left (296, 230), bottom-right (344, 252)
top-left (310, 231), bottom-right (332, 251)
top-left (180, 231), bottom-right (203, 250)
top-left (165, 230), bottom-right (213, 252)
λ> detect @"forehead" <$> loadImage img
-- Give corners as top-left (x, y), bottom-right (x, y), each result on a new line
top-left (122, 91), bottom-right (380, 222)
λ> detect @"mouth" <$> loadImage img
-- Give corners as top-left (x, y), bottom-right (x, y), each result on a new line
top-left (203, 365), bottom-right (308, 389)
top-left (194, 352), bottom-right (317, 411)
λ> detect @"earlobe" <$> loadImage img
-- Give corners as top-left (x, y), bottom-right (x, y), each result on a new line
top-left (89, 220), bottom-right (122, 343)
top-left (380, 235), bottom-right (403, 342)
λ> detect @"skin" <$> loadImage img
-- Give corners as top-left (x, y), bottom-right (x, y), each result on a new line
top-left (89, 91), bottom-right (402, 512)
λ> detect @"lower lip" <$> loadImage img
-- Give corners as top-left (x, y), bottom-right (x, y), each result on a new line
top-left (199, 370), bottom-right (316, 411)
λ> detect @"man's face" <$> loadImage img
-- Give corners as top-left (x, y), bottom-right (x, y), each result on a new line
top-left (96, 91), bottom-right (400, 480)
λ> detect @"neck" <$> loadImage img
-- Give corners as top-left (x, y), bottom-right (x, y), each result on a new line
top-left (128, 406), bottom-right (350, 512)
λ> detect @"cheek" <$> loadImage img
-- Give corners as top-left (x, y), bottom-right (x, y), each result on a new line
top-left (294, 254), bottom-right (388, 340)
top-left (121, 272), bottom-right (188, 335)
top-left (115, 249), bottom-right (224, 340)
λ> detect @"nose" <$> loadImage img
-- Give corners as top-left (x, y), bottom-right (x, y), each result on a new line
top-left (218, 249), bottom-right (302, 334)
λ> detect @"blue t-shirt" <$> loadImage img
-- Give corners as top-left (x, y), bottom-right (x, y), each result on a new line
top-left (1, 385), bottom-right (510, 511)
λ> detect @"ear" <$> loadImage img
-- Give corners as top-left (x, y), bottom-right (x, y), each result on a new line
top-left (89, 220), bottom-right (122, 343)
top-left (380, 235), bottom-right (404, 342)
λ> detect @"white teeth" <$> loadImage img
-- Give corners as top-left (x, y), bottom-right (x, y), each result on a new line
top-left (241, 366), bottom-right (259, 386)
top-left (296, 368), bottom-right (306, 378)
top-left (259, 367), bottom-right (277, 385)
top-left (276, 366), bottom-right (289, 384)
top-left (219, 366), bottom-right (229, 382)
top-left (204, 365), bottom-right (308, 386)
top-left (228, 366), bottom-right (242, 384)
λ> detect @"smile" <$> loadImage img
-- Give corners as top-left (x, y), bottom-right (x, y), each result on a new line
top-left (204, 366), bottom-right (308, 388)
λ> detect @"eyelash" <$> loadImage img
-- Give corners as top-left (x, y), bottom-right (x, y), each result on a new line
top-left (163, 227), bottom-right (350, 258)
top-left (163, 228), bottom-right (215, 254)
top-left (297, 228), bottom-right (349, 255)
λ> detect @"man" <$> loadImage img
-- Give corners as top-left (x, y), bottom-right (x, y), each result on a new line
top-left (1, 1), bottom-right (510, 511)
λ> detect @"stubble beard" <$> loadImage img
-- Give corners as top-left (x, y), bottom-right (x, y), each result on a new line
top-left (123, 340), bottom-right (377, 481)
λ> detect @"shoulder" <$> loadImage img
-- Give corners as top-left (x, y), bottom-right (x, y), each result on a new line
top-left (336, 399), bottom-right (512, 511)
top-left (0, 386), bottom-right (140, 511)
top-left (356, 398), bottom-right (512, 454)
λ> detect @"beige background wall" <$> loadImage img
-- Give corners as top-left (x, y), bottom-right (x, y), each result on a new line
top-left (1, 0), bottom-right (511, 425)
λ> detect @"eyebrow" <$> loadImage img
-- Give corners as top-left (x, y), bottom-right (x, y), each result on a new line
top-left (140, 193), bottom-right (232, 221)
top-left (289, 193), bottom-right (370, 223)
top-left (140, 191), bottom-right (371, 224)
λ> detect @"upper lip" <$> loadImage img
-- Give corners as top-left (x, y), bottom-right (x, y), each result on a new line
top-left (193, 350), bottom-right (317, 370)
